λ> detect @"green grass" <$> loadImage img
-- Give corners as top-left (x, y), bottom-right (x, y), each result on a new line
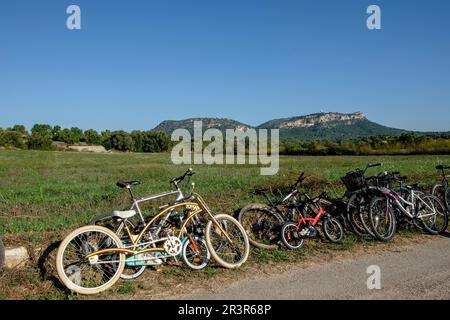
top-left (0, 150), bottom-right (448, 239)
top-left (0, 150), bottom-right (448, 299)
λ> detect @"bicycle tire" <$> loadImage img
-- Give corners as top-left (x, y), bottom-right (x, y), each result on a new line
top-left (322, 217), bottom-right (345, 243)
top-left (56, 225), bottom-right (125, 295)
top-left (205, 214), bottom-right (250, 269)
top-left (445, 187), bottom-right (450, 213)
top-left (417, 194), bottom-right (448, 234)
top-left (368, 196), bottom-right (396, 241)
top-left (238, 204), bottom-right (283, 250)
top-left (347, 193), bottom-right (373, 238)
top-left (281, 222), bottom-right (305, 249)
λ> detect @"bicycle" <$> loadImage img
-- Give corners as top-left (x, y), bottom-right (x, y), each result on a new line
top-left (56, 169), bottom-right (250, 295)
top-left (369, 173), bottom-right (448, 241)
top-left (341, 163), bottom-right (384, 238)
top-left (238, 172), bottom-right (307, 249)
top-left (431, 165), bottom-right (450, 213)
top-left (280, 192), bottom-right (344, 250)
top-left (89, 169), bottom-right (209, 280)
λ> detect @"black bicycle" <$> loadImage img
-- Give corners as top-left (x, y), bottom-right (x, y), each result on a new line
top-left (341, 163), bottom-right (384, 238)
top-left (238, 173), bottom-right (307, 249)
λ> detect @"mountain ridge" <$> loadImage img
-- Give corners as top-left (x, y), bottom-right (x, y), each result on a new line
top-left (152, 112), bottom-right (409, 141)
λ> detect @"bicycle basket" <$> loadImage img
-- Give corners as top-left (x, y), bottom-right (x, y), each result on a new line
top-left (340, 171), bottom-right (366, 192)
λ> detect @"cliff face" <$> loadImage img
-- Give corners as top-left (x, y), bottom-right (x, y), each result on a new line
top-left (257, 112), bottom-right (367, 129)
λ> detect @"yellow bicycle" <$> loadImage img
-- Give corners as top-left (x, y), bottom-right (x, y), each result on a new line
top-left (56, 169), bottom-right (249, 295)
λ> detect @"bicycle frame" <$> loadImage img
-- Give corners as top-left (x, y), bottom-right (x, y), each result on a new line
top-left (295, 204), bottom-right (325, 228)
top-left (85, 193), bottom-right (233, 263)
top-left (384, 188), bottom-right (435, 219)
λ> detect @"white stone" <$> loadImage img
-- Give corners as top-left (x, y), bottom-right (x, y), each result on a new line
top-left (4, 246), bottom-right (29, 269)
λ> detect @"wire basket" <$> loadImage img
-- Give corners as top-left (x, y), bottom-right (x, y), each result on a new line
top-left (340, 171), bottom-right (366, 192)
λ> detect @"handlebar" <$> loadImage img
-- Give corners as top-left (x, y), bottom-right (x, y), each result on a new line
top-left (291, 172), bottom-right (305, 189)
top-left (362, 163), bottom-right (381, 174)
top-left (170, 168), bottom-right (195, 187)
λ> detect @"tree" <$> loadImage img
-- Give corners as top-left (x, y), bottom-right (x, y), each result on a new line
top-left (10, 125), bottom-right (28, 135)
top-left (141, 131), bottom-right (170, 152)
top-left (109, 131), bottom-right (134, 151)
top-left (131, 130), bottom-right (144, 152)
top-left (101, 130), bottom-right (112, 150)
top-left (84, 129), bottom-right (101, 145)
top-left (52, 125), bottom-right (62, 141)
top-left (69, 127), bottom-right (84, 144)
top-left (31, 124), bottom-right (52, 138)
top-left (28, 124), bottom-right (53, 150)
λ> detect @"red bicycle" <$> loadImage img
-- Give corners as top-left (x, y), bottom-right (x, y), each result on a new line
top-left (280, 192), bottom-right (344, 249)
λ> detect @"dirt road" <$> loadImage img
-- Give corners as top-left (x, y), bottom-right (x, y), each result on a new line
top-left (175, 236), bottom-right (450, 300)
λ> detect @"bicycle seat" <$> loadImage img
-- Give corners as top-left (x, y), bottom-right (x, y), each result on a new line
top-left (116, 180), bottom-right (141, 188)
top-left (111, 210), bottom-right (136, 219)
top-left (436, 165), bottom-right (450, 170)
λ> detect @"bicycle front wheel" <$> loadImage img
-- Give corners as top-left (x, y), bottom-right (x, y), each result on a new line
top-left (205, 214), bottom-right (250, 269)
top-left (182, 235), bottom-right (210, 270)
top-left (347, 193), bottom-right (372, 238)
top-left (56, 225), bottom-right (125, 295)
top-left (238, 204), bottom-right (283, 250)
top-left (281, 222), bottom-right (305, 249)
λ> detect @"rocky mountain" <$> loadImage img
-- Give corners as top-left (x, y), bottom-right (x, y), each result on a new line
top-left (153, 118), bottom-right (252, 135)
top-left (257, 112), bottom-right (406, 141)
top-left (153, 112), bottom-right (407, 141)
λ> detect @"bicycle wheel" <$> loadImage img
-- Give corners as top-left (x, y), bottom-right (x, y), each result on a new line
top-left (347, 193), bottom-right (372, 238)
top-left (90, 215), bottom-right (146, 280)
top-left (368, 197), bottom-right (396, 241)
top-left (238, 204), bottom-right (283, 250)
top-left (445, 187), bottom-right (450, 213)
top-left (322, 217), bottom-right (344, 243)
top-left (432, 184), bottom-right (446, 206)
top-left (205, 214), bottom-right (250, 269)
top-left (0, 238), bottom-right (5, 270)
top-left (417, 195), bottom-right (448, 234)
top-left (281, 222), bottom-right (305, 249)
top-left (182, 236), bottom-right (210, 270)
top-left (56, 225), bottom-right (125, 295)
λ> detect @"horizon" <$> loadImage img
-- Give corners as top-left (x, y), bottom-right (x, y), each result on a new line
top-left (1, 1), bottom-right (449, 132)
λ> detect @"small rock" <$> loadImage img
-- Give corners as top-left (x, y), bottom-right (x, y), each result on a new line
top-left (5, 246), bottom-right (29, 269)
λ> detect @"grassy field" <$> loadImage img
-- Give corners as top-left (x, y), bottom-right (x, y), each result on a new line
top-left (0, 150), bottom-right (449, 299)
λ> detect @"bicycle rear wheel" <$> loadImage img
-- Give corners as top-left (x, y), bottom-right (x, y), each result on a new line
top-left (445, 187), bottom-right (450, 213)
top-left (322, 217), bottom-right (344, 243)
top-left (238, 204), bottom-right (283, 249)
top-left (368, 196), bottom-right (396, 241)
top-left (417, 195), bottom-right (448, 234)
top-left (205, 214), bottom-right (249, 269)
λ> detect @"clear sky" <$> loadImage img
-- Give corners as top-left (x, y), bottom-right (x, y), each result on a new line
top-left (0, 0), bottom-right (449, 132)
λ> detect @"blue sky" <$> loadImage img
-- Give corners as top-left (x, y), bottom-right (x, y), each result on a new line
top-left (0, 0), bottom-right (449, 132)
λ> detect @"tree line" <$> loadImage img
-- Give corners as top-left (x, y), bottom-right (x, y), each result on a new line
top-left (0, 124), bottom-right (171, 152)
top-left (1, 124), bottom-right (449, 155)
top-left (279, 133), bottom-right (450, 155)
